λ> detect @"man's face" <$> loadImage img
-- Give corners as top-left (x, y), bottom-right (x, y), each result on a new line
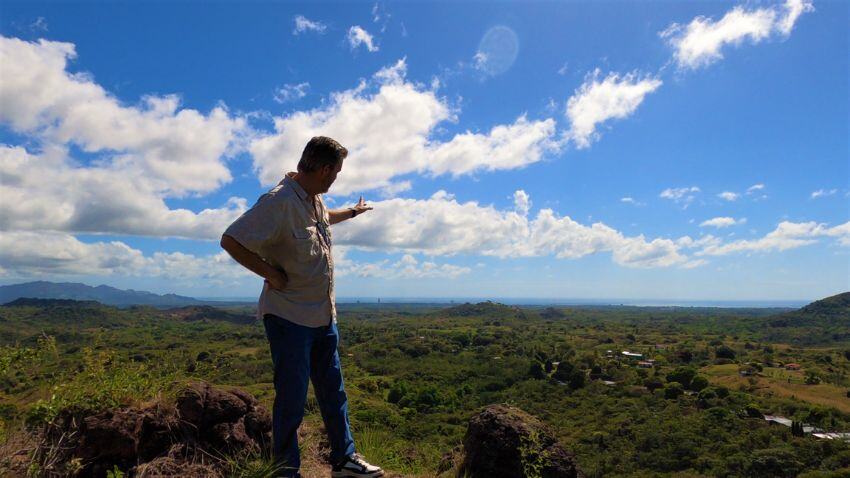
top-left (319, 160), bottom-right (343, 193)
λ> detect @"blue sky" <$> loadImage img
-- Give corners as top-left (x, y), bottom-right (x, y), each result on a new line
top-left (0, 0), bottom-right (847, 301)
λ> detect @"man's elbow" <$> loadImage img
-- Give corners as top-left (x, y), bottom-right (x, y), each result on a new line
top-left (220, 234), bottom-right (236, 253)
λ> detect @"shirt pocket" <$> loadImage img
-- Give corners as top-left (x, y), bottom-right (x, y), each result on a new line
top-left (292, 226), bottom-right (319, 261)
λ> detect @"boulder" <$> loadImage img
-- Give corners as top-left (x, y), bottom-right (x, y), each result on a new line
top-left (459, 404), bottom-right (583, 478)
top-left (39, 382), bottom-right (270, 477)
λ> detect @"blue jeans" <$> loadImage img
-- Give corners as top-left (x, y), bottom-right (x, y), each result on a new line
top-left (263, 314), bottom-right (356, 476)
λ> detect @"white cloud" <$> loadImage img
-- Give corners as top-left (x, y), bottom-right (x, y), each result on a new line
top-left (700, 216), bottom-right (746, 228)
top-left (0, 36), bottom-right (247, 196)
top-left (514, 190), bottom-right (531, 215)
top-left (0, 145), bottom-right (248, 239)
top-left (335, 249), bottom-right (470, 279)
top-left (29, 17), bottom-right (48, 32)
top-left (0, 231), bottom-right (251, 280)
top-left (697, 220), bottom-right (850, 256)
top-left (250, 59), bottom-right (558, 195)
top-left (778, 0), bottom-right (815, 36)
top-left (273, 82), bottom-right (310, 104)
top-left (565, 69), bottom-right (662, 148)
top-left (293, 15), bottom-right (327, 35)
top-left (660, 186), bottom-right (701, 205)
top-left (0, 36), bottom-right (250, 239)
top-left (811, 188), bottom-right (837, 199)
top-left (347, 26), bottom-right (379, 52)
top-left (746, 183), bottom-right (765, 194)
top-left (370, 3), bottom-right (391, 32)
top-left (332, 190), bottom-right (697, 269)
top-left (661, 0), bottom-right (813, 70)
top-left (620, 197), bottom-right (645, 206)
top-left (557, 62), bottom-right (569, 75)
top-left (718, 191), bottom-right (740, 201)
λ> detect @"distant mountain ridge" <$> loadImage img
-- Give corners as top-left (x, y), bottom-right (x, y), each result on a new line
top-left (0, 281), bottom-right (203, 307)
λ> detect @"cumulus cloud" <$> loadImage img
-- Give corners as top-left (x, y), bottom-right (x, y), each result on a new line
top-left (717, 191), bottom-right (739, 201)
top-left (661, 0), bottom-right (813, 70)
top-left (700, 216), bottom-right (746, 228)
top-left (660, 186), bottom-right (701, 205)
top-left (293, 15), bottom-right (327, 35)
top-left (250, 59), bottom-right (558, 195)
top-left (0, 146), bottom-right (248, 238)
top-left (273, 82), bottom-right (310, 104)
top-left (0, 35), bottom-right (249, 239)
top-left (697, 220), bottom-right (850, 256)
top-left (347, 26), bottom-right (379, 52)
top-left (332, 190), bottom-right (698, 269)
top-left (335, 248), bottom-right (470, 279)
top-left (513, 190), bottom-right (531, 216)
top-left (0, 231), bottom-right (251, 280)
top-left (0, 230), bottom-right (470, 281)
top-left (811, 188), bottom-right (837, 199)
top-left (565, 69), bottom-right (662, 148)
top-left (0, 36), bottom-right (247, 196)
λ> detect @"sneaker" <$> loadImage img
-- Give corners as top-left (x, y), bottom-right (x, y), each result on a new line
top-left (331, 453), bottom-right (384, 477)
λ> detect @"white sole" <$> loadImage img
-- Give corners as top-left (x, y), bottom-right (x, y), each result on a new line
top-left (331, 471), bottom-right (384, 478)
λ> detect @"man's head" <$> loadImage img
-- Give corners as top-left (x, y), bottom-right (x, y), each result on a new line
top-left (296, 136), bottom-right (348, 194)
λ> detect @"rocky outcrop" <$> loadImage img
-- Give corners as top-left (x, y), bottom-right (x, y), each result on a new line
top-left (458, 404), bottom-right (583, 478)
top-left (38, 382), bottom-right (270, 477)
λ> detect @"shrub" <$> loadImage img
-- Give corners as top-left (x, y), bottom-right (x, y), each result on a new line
top-left (664, 382), bottom-right (684, 399)
top-left (666, 366), bottom-right (697, 387)
top-left (689, 375), bottom-right (710, 392)
top-left (715, 345), bottom-right (736, 360)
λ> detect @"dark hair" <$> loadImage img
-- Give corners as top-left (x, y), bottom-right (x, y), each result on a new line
top-left (297, 136), bottom-right (348, 173)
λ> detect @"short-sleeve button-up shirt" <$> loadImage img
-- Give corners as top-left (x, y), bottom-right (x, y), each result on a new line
top-left (223, 172), bottom-right (335, 327)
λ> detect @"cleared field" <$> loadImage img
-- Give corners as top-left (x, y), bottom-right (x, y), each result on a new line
top-left (702, 364), bottom-right (850, 413)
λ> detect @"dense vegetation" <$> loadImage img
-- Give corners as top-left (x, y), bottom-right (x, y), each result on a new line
top-left (0, 295), bottom-right (849, 477)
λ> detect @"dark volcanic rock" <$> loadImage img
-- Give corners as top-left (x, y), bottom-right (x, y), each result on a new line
top-left (41, 382), bottom-right (270, 477)
top-left (460, 404), bottom-right (583, 478)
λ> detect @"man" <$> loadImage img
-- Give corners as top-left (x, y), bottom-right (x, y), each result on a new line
top-left (220, 136), bottom-right (383, 478)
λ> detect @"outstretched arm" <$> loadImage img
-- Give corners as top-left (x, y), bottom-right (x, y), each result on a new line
top-left (220, 234), bottom-right (288, 291)
top-left (329, 196), bottom-right (374, 225)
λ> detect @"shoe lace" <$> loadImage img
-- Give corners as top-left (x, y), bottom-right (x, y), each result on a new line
top-left (349, 453), bottom-right (370, 466)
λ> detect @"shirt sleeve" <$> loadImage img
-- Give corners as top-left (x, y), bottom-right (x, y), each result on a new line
top-left (223, 193), bottom-right (286, 254)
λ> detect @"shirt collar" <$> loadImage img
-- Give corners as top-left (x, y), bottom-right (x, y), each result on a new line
top-left (284, 172), bottom-right (309, 201)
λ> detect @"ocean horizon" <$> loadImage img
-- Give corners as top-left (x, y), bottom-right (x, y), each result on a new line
top-left (196, 296), bottom-right (809, 309)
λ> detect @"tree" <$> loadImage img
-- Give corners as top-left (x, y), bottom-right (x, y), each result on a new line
top-left (804, 371), bottom-right (821, 385)
top-left (689, 375), bottom-right (709, 392)
top-left (666, 366), bottom-right (697, 387)
top-left (552, 361), bottom-right (574, 383)
top-left (529, 362), bottom-right (546, 380)
top-left (715, 345), bottom-right (736, 360)
top-left (644, 378), bottom-right (664, 392)
top-left (677, 350), bottom-right (694, 363)
top-left (664, 382), bottom-right (684, 399)
top-left (568, 370), bottom-right (586, 390)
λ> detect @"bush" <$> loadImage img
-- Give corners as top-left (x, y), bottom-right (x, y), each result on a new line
top-left (715, 345), bottom-right (736, 360)
top-left (666, 366), bottom-right (697, 387)
top-left (644, 378), bottom-right (664, 392)
top-left (804, 372), bottom-right (821, 385)
top-left (689, 375), bottom-right (709, 392)
top-left (664, 382), bottom-right (684, 399)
